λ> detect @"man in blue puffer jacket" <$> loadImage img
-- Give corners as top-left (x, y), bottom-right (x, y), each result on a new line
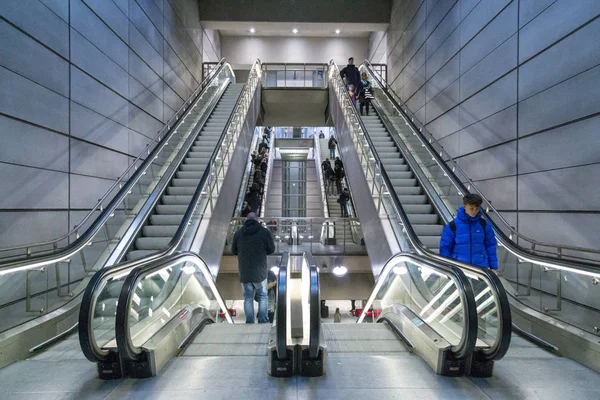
top-left (439, 194), bottom-right (499, 272)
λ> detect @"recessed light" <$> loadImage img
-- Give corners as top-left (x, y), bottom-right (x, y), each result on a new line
top-left (333, 266), bottom-right (348, 277)
top-left (292, 28), bottom-right (298, 34)
top-left (249, 28), bottom-right (255, 33)
top-left (335, 29), bottom-right (341, 34)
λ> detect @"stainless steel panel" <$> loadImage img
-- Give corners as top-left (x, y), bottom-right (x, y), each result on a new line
top-left (426, 55), bottom-right (459, 102)
top-left (129, 50), bottom-right (164, 100)
top-left (70, 138), bottom-right (129, 180)
top-left (0, 0), bottom-right (69, 57)
top-left (0, 115), bottom-right (69, 171)
top-left (0, 20), bottom-right (69, 97)
top-left (70, 0), bottom-right (128, 69)
top-left (472, 176), bottom-right (517, 210)
top-left (518, 115), bottom-right (600, 173)
top-left (519, 0), bottom-right (554, 27)
top-left (0, 66), bottom-right (69, 133)
top-left (460, 34), bottom-right (517, 101)
top-left (457, 105), bottom-right (517, 156)
top-left (460, 0), bottom-right (512, 46)
top-left (129, 102), bottom-right (164, 138)
top-left (425, 2), bottom-right (460, 58)
top-left (71, 66), bottom-right (128, 126)
top-left (69, 174), bottom-right (114, 209)
top-left (0, 164), bottom-right (68, 209)
top-left (40, 0), bottom-right (69, 22)
top-left (129, 22), bottom-right (163, 75)
top-left (425, 106), bottom-right (459, 139)
top-left (71, 28), bottom-right (129, 98)
top-left (459, 70), bottom-right (517, 129)
top-left (519, 0), bottom-right (600, 63)
top-left (0, 211), bottom-right (68, 248)
top-left (425, 28), bottom-right (460, 79)
top-left (425, 79), bottom-right (459, 122)
top-left (129, 76), bottom-right (164, 121)
top-left (81, 0), bottom-right (129, 42)
top-left (458, 141), bottom-right (517, 181)
top-left (517, 164), bottom-right (600, 211)
top-left (519, 62), bottom-right (600, 136)
top-left (130, 0), bottom-right (163, 56)
top-left (70, 102), bottom-right (128, 152)
top-left (518, 18), bottom-right (600, 101)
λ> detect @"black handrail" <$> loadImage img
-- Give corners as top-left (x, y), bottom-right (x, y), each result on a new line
top-left (365, 87), bottom-right (511, 360)
top-left (276, 252), bottom-right (289, 359)
top-left (1, 58), bottom-right (229, 273)
top-left (79, 70), bottom-right (233, 364)
top-left (79, 59), bottom-right (254, 364)
top-left (305, 252), bottom-right (320, 359)
top-left (329, 60), bottom-right (508, 361)
top-left (115, 252), bottom-right (227, 363)
top-left (361, 61), bottom-right (600, 272)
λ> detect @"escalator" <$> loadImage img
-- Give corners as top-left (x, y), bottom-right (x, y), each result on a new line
top-left (127, 83), bottom-right (244, 261)
top-left (330, 59), bottom-right (600, 375)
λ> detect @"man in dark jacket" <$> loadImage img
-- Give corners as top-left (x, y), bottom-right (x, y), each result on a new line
top-left (232, 213), bottom-right (276, 323)
top-left (340, 57), bottom-right (361, 89)
top-left (334, 157), bottom-right (344, 170)
top-left (439, 194), bottom-right (498, 272)
top-left (337, 187), bottom-right (350, 217)
top-left (328, 136), bottom-right (338, 159)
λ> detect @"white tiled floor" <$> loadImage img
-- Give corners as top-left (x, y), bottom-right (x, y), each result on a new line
top-left (1, 333), bottom-right (600, 399)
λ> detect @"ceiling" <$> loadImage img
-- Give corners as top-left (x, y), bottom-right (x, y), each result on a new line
top-left (201, 21), bottom-right (389, 38)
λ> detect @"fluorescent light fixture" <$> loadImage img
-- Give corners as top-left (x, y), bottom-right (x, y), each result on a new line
top-left (249, 28), bottom-right (255, 33)
top-left (335, 29), bottom-right (341, 34)
top-left (182, 265), bottom-right (196, 275)
top-left (292, 28), bottom-right (298, 34)
top-left (332, 266), bottom-right (348, 277)
top-left (393, 266), bottom-right (407, 275)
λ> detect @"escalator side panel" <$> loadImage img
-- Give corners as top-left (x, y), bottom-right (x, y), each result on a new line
top-left (328, 89), bottom-right (399, 279)
top-left (197, 83), bottom-right (263, 277)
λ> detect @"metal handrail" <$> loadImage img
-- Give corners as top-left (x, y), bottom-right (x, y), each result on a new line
top-left (79, 59), bottom-right (263, 363)
top-left (0, 60), bottom-right (233, 274)
top-left (115, 252), bottom-right (232, 363)
top-left (305, 252), bottom-right (321, 359)
top-left (276, 252), bottom-right (289, 359)
top-left (234, 127), bottom-right (262, 216)
top-left (259, 129), bottom-right (276, 218)
top-left (329, 59), bottom-right (511, 361)
top-left (359, 252), bottom-right (478, 361)
top-left (362, 59), bottom-right (600, 266)
top-left (0, 59), bottom-right (231, 258)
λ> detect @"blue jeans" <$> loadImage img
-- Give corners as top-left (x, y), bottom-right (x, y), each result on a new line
top-left (242, 279), bottom-right (268, 323)
top-left (329, 148), bottom-right (336, 159)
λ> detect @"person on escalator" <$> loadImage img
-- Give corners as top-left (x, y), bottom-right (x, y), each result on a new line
top-left (340, 57), bottom-right (361, 90)
top-left (334, 165), bottom-right (345, 195)
top-left (260, 156), bottom-right (268, 177)
top-left (241, 202), bottom-right (252, 217)
top-left (325, 165), bottom-right (336, 196)
top-left (319, 130), bottom-right (325, 139)
top-left (337, 187), bottom-right (350, 217)
top-left (232, 212), bottom-right (276, 324)
top-left (358, 72), bottom-right (374, 116)
top-left (258, 139), bottom-right (269, 153)
top-left (328, 136), bottom-right (338, 159)
top-left (334, 157), bottom-right (344, 170)
top-left (439, 194), bottom-right (498, 273)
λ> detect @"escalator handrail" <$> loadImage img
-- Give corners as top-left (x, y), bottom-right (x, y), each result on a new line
top-left (276, 252), bottom-right (289, 359)
top-left (364, 252), bottom-right (478, 360)
top-left (115, 252), bottom-right (231, 362)
top-left (361, 60), bottom-right (600, 271)
top-left (0, 58), bottom-right (232, 272)
top-left (329, 60), bottom-right (510, 361)
top-left (79, 59), bottom-right (262, 363)
top-left (305, 252), bottom-right (321, 359)
top-left (367, 97), bottom-right (512, 360)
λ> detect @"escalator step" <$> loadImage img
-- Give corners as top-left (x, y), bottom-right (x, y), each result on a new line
top-left (162, 195), bottom-right (194, 205)
top-left (143, 225), bottom-right (178, 237)
top-left (150, 214), bottom-right (184, 225)
top-left (156, 204), bottom-right (188, 214)
top-left (135, 237), bottom-right (171, 250)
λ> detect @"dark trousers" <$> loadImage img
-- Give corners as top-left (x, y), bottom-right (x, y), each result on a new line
top-left (360, 99), bottom-right (372, 115)
top-left (340, 203), bottom-right (348, 217)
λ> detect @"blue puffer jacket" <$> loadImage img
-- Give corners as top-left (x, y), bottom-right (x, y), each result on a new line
top-left (439, 207), bottom-right (498, 269)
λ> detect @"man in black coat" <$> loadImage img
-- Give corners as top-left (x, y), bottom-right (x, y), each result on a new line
top-left (232, 213), bottom-right (276, 323)
top-left (340, 57), bottom-right (361, 89)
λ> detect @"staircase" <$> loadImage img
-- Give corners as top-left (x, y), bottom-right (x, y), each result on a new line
top-left (360, 104), bottom-right (444, 251)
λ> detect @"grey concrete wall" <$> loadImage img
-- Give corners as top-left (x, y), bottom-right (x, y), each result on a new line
top-left (0, 0), bottom-right (218, 248)
top-left (381, 0), bottom-right (600, 250)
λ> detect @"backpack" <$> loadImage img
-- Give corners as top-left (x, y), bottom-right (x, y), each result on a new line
top-left (449, 219), bottom-right (486, 240)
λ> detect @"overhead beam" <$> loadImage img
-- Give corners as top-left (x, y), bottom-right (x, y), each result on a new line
top-left (198, 0), bottom-right (392, 23)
